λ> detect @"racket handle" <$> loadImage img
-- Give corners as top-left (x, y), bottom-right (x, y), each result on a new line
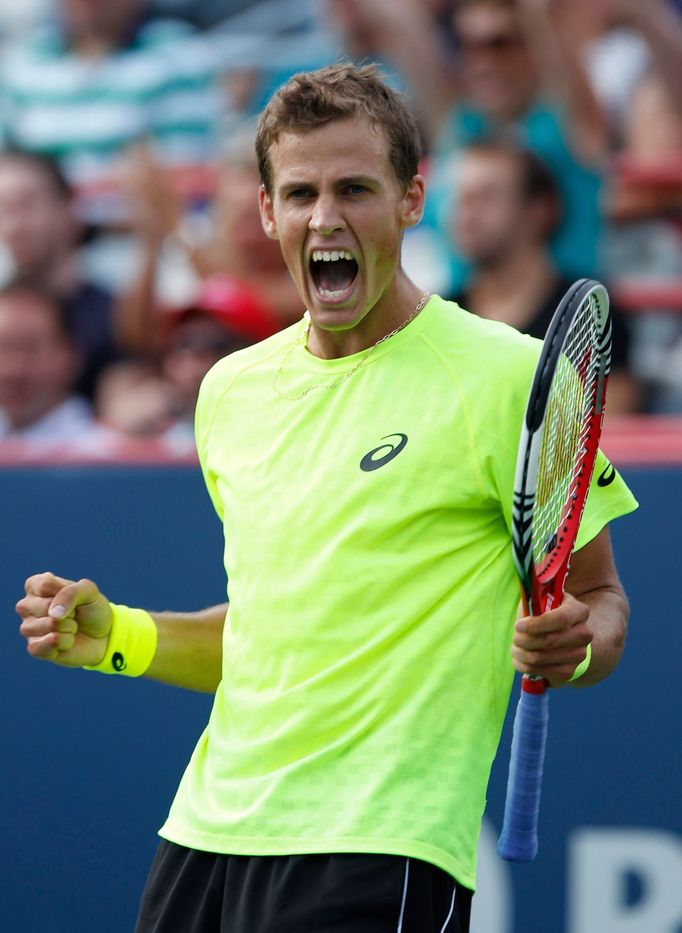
top-left (497, 675), bottom-right (549, 862)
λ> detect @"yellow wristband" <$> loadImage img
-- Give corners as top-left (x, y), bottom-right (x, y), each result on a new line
top-left (569, 642), bottom-right (592, 683)
top-left (83, 604), bottom-right (158, 677)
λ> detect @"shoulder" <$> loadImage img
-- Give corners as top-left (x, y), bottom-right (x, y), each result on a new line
top-left (426, 294), bottom-right (541, 366)
top-left (195, 324), bottom-right (298, 430)
top-left (418, 296), bottom-right (541, 428)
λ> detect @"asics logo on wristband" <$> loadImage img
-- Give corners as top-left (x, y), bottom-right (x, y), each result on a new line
top-left (112, 652), bottom-right (127, 672)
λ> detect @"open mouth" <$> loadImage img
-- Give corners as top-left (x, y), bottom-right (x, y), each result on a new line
top-left (309, 249), bottom-right (358, 300)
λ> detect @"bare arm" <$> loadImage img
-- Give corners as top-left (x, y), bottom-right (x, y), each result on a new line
top-left (115, 147), bottom-right (217, 356)
top-left (512, 527), bottom-right (629, 687)
top-left (145, 605), bottom-right (225, 692)
top-left (16, 572), bottom-right (225, 694)
top-left (618, 0), bottom-right (682, 123)
top-left (327, 0), bottom-right (456, 146)
top-left (517, 0), bottom-right (608, 163)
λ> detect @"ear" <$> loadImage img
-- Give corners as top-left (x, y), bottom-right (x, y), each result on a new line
top-left (258, 185), bottom-right (279, 240)
top-left (399, 174), bottom-right (426, 230)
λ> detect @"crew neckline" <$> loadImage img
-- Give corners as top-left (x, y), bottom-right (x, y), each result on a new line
top-left (291, 296), bottom-right (436, 374)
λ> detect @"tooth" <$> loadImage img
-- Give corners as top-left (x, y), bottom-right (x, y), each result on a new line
top-left (311, 250), bottom-right (355, 263)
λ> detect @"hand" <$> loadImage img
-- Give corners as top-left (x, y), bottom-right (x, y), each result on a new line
top-left (118, 145), bottom-right (183, 244)
top-left (16, 573), bottom-right (113, 669)
top-left (511, 592), bottom-right (593, 687)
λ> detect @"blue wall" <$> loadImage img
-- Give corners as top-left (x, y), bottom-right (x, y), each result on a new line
top-left (1, 465), bottom-right (680, 932)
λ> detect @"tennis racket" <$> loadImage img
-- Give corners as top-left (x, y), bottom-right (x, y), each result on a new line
top-left (497, 278), bottom-right (612, 863)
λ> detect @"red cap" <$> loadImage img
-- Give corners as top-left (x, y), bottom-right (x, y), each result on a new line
top-left (171, 275), bottom-right (280, 343)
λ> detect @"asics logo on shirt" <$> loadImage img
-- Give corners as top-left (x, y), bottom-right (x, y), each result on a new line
top-left (360, 434), bottom-right (408, 471)
top-left (597, 462), bottom-right (616, 487)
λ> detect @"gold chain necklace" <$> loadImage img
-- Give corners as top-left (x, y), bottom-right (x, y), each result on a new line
top-left (273, 291), bottom-right (430, 401)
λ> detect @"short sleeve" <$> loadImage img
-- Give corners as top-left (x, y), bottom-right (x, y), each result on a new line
top-left (575, 450), bottom-right (638, 550)
top-left (194, 364), bottom-right (226, 522)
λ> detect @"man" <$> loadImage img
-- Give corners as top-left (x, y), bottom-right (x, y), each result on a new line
top-left (448, 140), bottom-right (641, 415)
top-left (0, 149), bottom-right (120, 398)
top-left (16, 64), bottom-right (637, 932)
top-left (0, 285), bottom-right (109, 445)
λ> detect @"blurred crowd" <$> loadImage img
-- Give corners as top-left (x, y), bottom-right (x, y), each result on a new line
top-left (0, 0), bottom-right (680, 458)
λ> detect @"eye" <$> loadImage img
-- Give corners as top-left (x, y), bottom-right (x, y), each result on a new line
top-left (287, 187), bottom-right (314, 200)
top-left (344, 183), bottom-right (368, 195)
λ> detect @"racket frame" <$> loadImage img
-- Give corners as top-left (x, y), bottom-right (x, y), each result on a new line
top-left (498, 278), bottom-right (611, 863)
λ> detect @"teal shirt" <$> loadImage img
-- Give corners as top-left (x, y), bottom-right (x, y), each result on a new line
top-left (424, 101), bottom-right (604, 292)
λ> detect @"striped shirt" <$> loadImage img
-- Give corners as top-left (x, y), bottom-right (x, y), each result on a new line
top-left (0, 18), bottom-right (222, 223)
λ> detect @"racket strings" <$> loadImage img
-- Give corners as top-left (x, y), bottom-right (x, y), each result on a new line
top-left (532, 294), bottom-right (602, 566)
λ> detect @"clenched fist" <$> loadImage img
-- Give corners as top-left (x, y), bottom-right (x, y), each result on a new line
top-left (16, 572), bottom-right (113, 669)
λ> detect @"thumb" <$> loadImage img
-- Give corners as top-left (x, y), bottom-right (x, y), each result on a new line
top-left (48, 578), bottom-right (106, 621)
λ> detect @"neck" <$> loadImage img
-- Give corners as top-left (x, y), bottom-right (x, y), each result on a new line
top-left (306, 274), bottom-right (427, 360)
top-left (466, 246), bottom-right (556, 329)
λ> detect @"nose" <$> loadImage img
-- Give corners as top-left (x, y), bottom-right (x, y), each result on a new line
top-left (309, 194), bottom-right (345, 236)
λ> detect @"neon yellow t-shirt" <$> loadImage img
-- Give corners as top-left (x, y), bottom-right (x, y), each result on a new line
top-left (159, 296), bottom-right (637, 889)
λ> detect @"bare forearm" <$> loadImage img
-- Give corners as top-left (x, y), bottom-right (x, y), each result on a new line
top-left (518, 0), bottom-right (607, 162)
top-left (569, 584), bottom-right (628, 687)
top-left (625, 0), bottom-right (682, 121)
top-left (114, 238), bottom-right (162, 357)
top-left (145, 603), bottom-right (227, 692)
top-left (333, 0), bottom-right (453, 146)
top-left (373, 4), bottom-right (453, 145)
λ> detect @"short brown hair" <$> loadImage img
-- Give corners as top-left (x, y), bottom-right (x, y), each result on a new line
top-left (255, 63), bottom-right (422, 195)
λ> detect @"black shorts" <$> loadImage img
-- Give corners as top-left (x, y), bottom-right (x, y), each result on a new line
top-left (136, 840), bottom-right (473, 933)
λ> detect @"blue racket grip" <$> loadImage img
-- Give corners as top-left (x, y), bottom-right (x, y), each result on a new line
top-left (497, 677), bottom-right (549, 862)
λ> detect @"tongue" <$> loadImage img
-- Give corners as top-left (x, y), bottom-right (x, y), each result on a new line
top-left (317, 259), bottom-right (356, 292)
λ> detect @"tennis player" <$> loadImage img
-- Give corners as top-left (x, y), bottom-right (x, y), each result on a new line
top-left (16, 64), bottom-right (637, 932)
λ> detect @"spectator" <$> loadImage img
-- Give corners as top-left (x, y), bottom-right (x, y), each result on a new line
top-left (577, 0), bottom-right (682, 413)
top-left (0, 0), bottom-right (221, 230)
top-left (0, 149), bottom-right (121, 398)
top-left (448, 141), bottom-right (640, 414)
top-left (115, 135), bottom-right (302, 357)
top-left (581, 0), bottom-right (682, 275)
top-left (194, 132), bottom-right (305, 323)
top-left (0, 285), bottom-right (112, 445)
top-left (96, 274), bottom-right (279, 444)
top-left (329, 0), bottom-right (608, 292)
top-left (581, 0), bottom-right (682, 156)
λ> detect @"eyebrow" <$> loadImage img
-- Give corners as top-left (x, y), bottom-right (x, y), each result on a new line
top-left (278, 174), bottom-right (379, 195)
top-left (336, 175), bottom-right (378, 187)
